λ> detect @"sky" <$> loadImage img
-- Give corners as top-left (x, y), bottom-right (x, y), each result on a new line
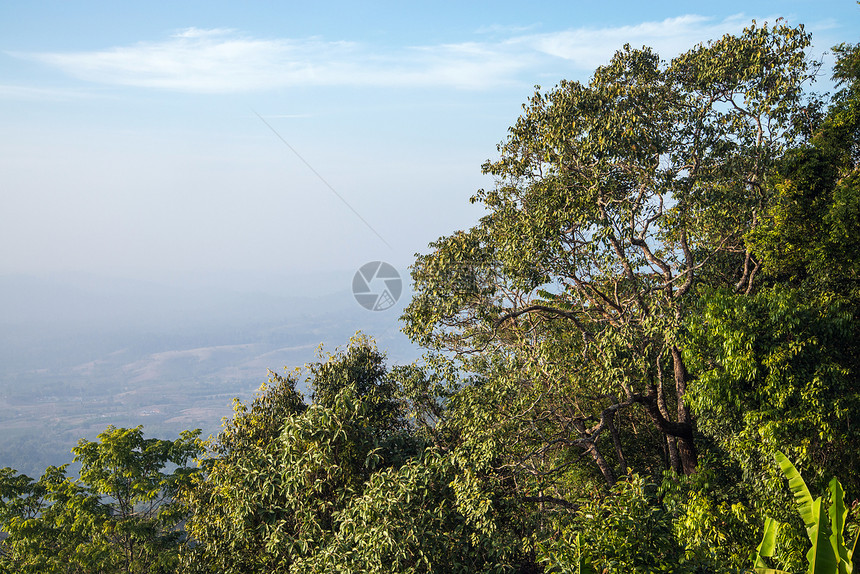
top-left (1, 1), bottom-right (858, 289)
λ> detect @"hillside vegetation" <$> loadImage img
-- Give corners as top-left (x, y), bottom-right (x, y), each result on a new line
top-left (2, 23), bottom-right (859, 573)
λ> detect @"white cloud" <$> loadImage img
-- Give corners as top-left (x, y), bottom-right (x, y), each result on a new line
top-left (522, 14), bottom-right (760, 69)
top-left (15, 15), bottom-right (762, 94)
top-left (19, 30), bottom-right (360, 92)
top-left (259, 113), bottom-right (312, 119)
top-left (0, 83), bottom-right (107, 101)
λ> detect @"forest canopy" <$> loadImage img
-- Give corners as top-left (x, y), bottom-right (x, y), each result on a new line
top-left (2, 22), bottom-right (859, 574)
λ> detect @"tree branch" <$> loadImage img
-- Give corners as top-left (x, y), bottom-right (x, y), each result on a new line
top-left (495, 305), bottom-right (591, 336)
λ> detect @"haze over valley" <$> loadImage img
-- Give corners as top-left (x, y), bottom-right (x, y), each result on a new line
top-left (0, 270), bottom-right (416, 477)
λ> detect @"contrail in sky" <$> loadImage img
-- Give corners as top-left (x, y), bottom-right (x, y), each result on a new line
top-left (252, 109), bottom-right (393, 250)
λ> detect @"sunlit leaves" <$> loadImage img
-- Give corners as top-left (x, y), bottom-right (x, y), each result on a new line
top-left (0, 427), bottom-right (203, 574)
top-left (685, 286), bottom-right (860, 499)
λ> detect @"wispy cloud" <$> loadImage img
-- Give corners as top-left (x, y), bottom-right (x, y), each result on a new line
top-left (521, 14), bottom-right (752, 70)
top-left (15, 16), bottom-right (760, 94)
top-left (0, 83), bottom-right (108, 101)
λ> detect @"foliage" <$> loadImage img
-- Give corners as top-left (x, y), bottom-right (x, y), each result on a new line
top-left (659, 455), bottom-right (763, 571)
top-left (747, 39), bottom-right (860, 295)
top-left (685, 39), bottom-right (860, 506)
top-left (390, 353), bottom-right (464, 445)
top-left (540, 474), bottom-right (721, 573)
top-left (0, 426), bottom-right (203, 574)
top-left (181, 336), bottom-right (532, 573)
top-left (307, 448), bottom-right (517, 573)
top-left (577, 474), bottom-right (684, 572)
top-left (684, 286), bottom-right (860, 498)
top-left (753, 451), bottom-right (859, 574)
top-left (309, 333), bottom-right (405, 436)
top-left (180, 364), bottom-right (326, 573)
top-left (537, 531), bottom-right (596, 574)
top-left (402, 22), bottom-right (819, 492)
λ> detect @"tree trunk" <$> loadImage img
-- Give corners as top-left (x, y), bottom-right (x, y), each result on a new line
top-left (676, 433), bottom-right (698, 475)
top-left (607, 412), bottom-right (628, 474)
top-left (585, 442), bottom-right (617, 485)
top-left (572, 419), bottom-right (617, 485)
top-left (666, 435), bottom-right (681, 474)
top-left (633, 347), bottom-right (699, 475)
top-left (671, 346), bottom-right (697, 474)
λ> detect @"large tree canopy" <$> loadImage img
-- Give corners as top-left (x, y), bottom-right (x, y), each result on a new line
top-left (179, 336), bottom-right (528, 574)
top-left (403, 22), bottom-right (818, 484)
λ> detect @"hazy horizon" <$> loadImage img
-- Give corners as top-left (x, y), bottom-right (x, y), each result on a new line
top-left (0, 268), bottom-right (418, 476)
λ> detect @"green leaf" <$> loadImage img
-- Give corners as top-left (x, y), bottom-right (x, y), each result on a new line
top-left (829, 477), bottom-right (852, 574)
top-left (775, 451), bottom-right (817, 530)
top-left (576, 532), bottom-right (598, 574)
top-left (806, 496), bottom-right (839, 574)
top-left (754, 516), bottom-right (782, 572)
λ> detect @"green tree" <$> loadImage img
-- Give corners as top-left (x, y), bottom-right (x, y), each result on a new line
top-left (180, 338), bottom-right (413, 573)
top-left (684, 40), bottom-right (860, 497)
top-left (751, 41), bottom-right (859, 293)
top-left (181, 336), bottom-right (534, 573)
top-left (309, 333), bottom-right (407, 438)
top-left (0, 426), bottom-right (203, 574)
top-left (678, 40), bottom-right (860, 572)
top-left (685, 287), bottom-right (860, 498)
top-left (307, 448), bottom-right (517, 573)
top-left (179, 369), bottom-right (308, 573)
top-left (402, 22), bottom-right (818, 501)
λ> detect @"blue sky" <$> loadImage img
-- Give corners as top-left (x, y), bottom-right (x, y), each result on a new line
top-left (2, 1), bottom-right (858, 286)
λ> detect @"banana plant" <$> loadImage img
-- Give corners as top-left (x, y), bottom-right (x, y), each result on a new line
top-left (753, 451), bottom-right (858, 574)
